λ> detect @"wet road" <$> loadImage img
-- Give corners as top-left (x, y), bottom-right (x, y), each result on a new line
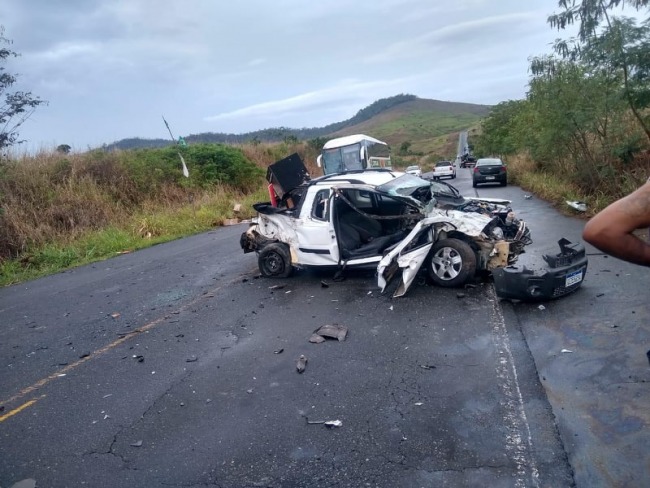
top-left (1, 168), bottom-right (648, 487)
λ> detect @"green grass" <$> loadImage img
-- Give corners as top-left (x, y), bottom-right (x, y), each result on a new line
top-left (0, 186), bottom-right (268, 287)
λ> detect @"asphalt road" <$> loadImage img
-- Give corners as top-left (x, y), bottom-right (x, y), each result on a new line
top-left (1, 168), bottom-right (648, 488)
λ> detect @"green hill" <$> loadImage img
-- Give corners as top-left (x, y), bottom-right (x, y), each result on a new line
top-left (106, 95), bottom-right (491, 156)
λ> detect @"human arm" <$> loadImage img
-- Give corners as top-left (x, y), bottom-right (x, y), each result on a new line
top-left (582, 181), bottom-right (650, 266)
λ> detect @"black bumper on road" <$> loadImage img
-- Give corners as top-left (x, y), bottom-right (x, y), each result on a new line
top-left (492, 238), bottom-right (588, 301)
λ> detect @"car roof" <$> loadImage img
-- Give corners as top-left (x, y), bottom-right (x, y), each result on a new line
top-left (321, 134), bottom-right (387, 149)
top-left (310, 169), bottom-right (405, 187)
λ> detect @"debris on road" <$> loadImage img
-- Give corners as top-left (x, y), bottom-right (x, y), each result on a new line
top-left (566, 200), bottom-right (587, 212)
top-left (456, 293), bottom-right (466, 299)
top-left (320, 280), bottom-right (330, 288)
top-left (325, 420), bottom-right (343, 428)
top-left (309, 334), bottom-right (326, 344)
top-left (268, 284), bottom-right (285, 290)
top-left (538, 305), bottom-right (546, 311)
top-left (186, 356), bottom-right (198, 362)
top-left (296, 355), bottom-right (308, 373)
top-left (306, 419), bottom-right (343, 428)
top-left (561, 349), bottom-right (574, 353)
top-left (110, 312), bottom-right (121, 319)
top-left (309, 324), bottom-right (348, 343)
top-left (419, 364), bottom-right (436, 370)
top-left (274, 348), bottom-right (284, 354)
top-left (130, 440), bottom-right (143, 447)
top-left (524, 194), bottom-right (532, 199)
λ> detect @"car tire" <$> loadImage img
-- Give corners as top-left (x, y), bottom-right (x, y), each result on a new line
top-left (472, 181), bottom-right (478, 188)
top-left (258, 243), bottom-right (293, 278)
top-left (501, 180), bottom-right (507, 187)
top-left (428, 238), bottom-right (476, 287)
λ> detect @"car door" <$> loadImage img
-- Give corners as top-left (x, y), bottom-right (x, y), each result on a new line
top-left (294, 188), bottom-right (340, 265)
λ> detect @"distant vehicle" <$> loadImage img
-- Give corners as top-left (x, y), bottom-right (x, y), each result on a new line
top-left (472, 158), bottom-right (507, 187)
top-left (432, 161), bottom-right (456, 180)
top-left (405, 165), bottom-right (422, 177)
top-left (460, 155), bottom-right (477, 168)
top-left (316, 134), bottom-right (392, 175)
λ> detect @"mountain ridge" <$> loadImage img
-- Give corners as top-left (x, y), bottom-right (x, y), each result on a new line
top-left (106, 94), bottom-right (491, 151)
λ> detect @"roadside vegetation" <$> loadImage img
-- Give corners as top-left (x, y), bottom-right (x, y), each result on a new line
top-left (0, 142), bottom-right (321, 286)
top-left (472, 0), bottom-right (650, 213)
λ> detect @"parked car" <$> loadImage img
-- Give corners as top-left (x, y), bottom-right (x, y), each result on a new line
top-left (405, 165), bottom-right (422, 177)
top-left (432, 161), bottom-right (456, 180)
top-left (472, 158), bottom-right (507, 187)
top-left (241, 156), bottom-right (587, 300)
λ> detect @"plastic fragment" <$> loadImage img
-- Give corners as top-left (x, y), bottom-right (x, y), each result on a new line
top-left (538, 305), bottom-right (546, 311)
top-left (130, 440), bottom-right (143, 447)
top-left (561, 349), bottom-right (573, 353)
top-left (324, 420), bottom-right (342, 428)
top-left (296, 355), bottom-right (307, 373)
top-left (566, 200), bottom-right (587, 212)
top-left (274, 348), bottom-right (284, 354)
top-left (310, 324), bottom-right (348, 342)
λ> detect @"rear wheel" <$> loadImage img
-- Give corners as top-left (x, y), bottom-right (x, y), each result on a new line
top-left (258, 243), bottom-right (293, 278)
top-left (428, 238), bottom-right (476, 287)
top-left (501, 180), bottom-right (507, 187)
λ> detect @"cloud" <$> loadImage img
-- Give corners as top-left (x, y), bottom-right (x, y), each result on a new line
top-left (204, 77), bottom-right (415, 125)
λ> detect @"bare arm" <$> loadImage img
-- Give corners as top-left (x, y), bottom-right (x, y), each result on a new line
top-left (582, 181), bottom-right (650, 266)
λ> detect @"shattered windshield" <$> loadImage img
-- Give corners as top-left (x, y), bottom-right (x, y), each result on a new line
top-left (376, 173), bottom-right (433, 206)
top-left (429, 179), bottom-right (461, 199)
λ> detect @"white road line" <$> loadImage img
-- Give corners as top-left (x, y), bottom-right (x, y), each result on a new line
top-left (488, 285), bottom-right (540, 488)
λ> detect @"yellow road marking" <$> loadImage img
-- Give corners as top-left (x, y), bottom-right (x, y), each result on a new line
top-left (0, 395), bottom-right (46, 423)
top-left (1, 284), bottom-right (224, 409)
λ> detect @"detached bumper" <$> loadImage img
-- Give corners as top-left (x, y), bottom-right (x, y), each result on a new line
top-left (492, 238), bottom-right (588, 301)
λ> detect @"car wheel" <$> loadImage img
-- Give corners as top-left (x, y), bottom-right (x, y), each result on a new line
top-left (472, 181), bottom-right (478, 188)
top-left (428, 238), bottom-right (476, 287)
top-left (501, 180), bottom-right (507, 187)
top-left (258, 243), bottom-right (293, 278)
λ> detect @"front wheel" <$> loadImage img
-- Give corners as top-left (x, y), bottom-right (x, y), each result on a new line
top-left (428, 238), bottom-right (476, 287)
top-left (258, 243), bottom-right (293, 278)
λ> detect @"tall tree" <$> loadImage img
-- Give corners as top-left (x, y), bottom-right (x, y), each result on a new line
top-left (547, 1), bottom-right (650, 141)
top-left (0, 27), bottom-right (46, 150)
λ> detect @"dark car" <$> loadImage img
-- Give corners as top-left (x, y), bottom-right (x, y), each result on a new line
top-left (460, 156), bottom-right (476, 168)
top-left (472, 158), bottom-right (507, 187)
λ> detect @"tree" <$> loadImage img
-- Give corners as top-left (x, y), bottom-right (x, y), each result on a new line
top-left (547, 1), bottom-right (650, 141)
top-left (0, 27), bottom-right (46, 150)
top-left (56, 144), bottom-right (71, 154)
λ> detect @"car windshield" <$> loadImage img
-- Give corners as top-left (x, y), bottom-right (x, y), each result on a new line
top-left (376, 173), bottom-right (432, 205)
top-left (436, 161), bottom-right (451, 167)
top-left (429, 179), bottom-right (461, 199)
top-left (406, 166), bottom-right (419, 171)
top-left (322, 143), bottom-right (363, 174)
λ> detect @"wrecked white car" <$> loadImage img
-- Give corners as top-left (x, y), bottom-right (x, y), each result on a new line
top-left (240, 154), bottom-right (535, 297)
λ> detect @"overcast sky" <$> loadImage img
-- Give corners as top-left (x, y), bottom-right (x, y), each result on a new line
top-left (0, 0), bottom-right (606, 151)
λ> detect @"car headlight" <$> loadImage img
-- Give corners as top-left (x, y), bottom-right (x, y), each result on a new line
top-left (491, 227), bottom-right (504, 240)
